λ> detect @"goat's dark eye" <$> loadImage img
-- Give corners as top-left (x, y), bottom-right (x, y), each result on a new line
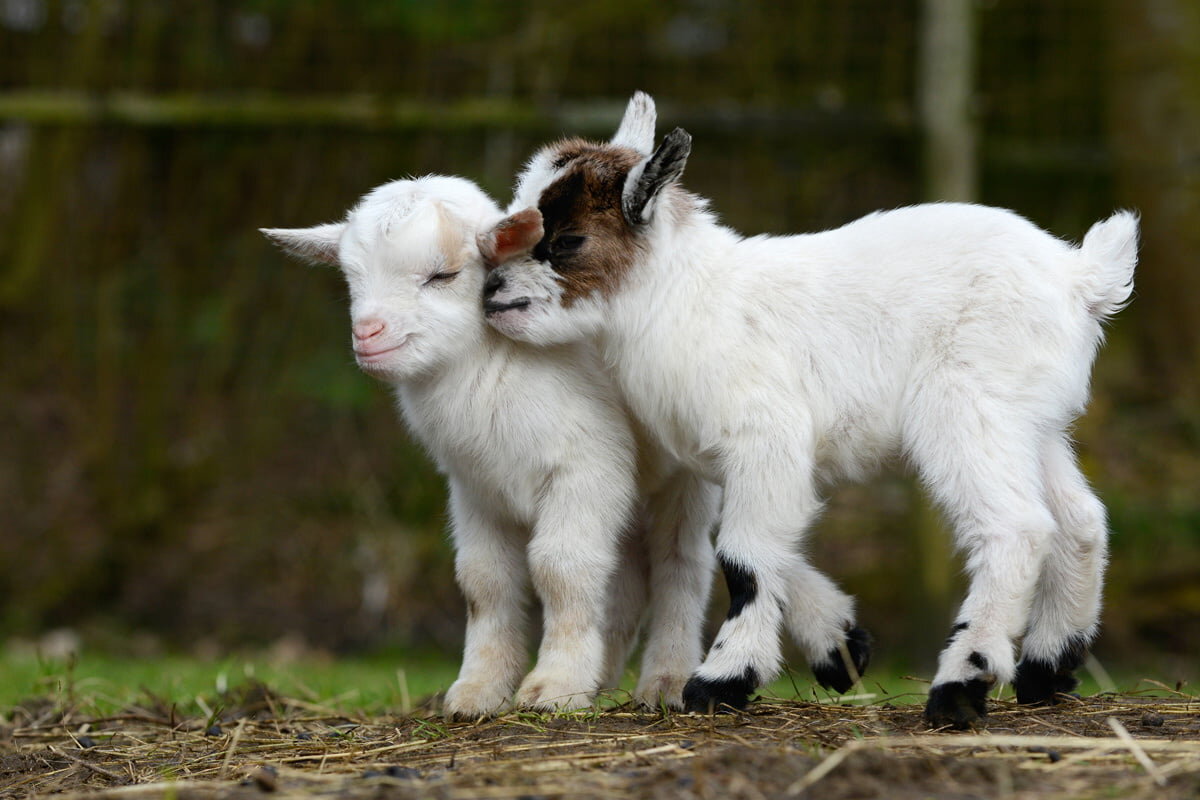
top-left (424, 271), bottom-right (458, 285)
top-left (554, 234), bottom-right (585, 253)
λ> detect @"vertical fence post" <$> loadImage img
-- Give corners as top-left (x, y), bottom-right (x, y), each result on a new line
top-left (909, 0), bottom-right (979, 661)
top-left (1110, 0), bottom-right (1200, 408)
top-left (919, 0), bottom-right (977, 202)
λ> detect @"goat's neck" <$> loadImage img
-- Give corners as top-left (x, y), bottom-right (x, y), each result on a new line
top-left (604, 212), bottom-right (737, 356)
top-left (395, 319), bottom-right (495, 407)
top-left (597, 213), bottom-right (740, 467)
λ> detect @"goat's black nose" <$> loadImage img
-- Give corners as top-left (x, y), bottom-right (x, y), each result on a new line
top-left (483, 270), bottom-right (505, 297)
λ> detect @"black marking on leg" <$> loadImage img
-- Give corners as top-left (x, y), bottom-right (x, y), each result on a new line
top-left (682, 667), bottom-right (759, 713)
top-left (718, 554), bottom-right (758, 620)
top-left (968, 651), bottom-right (989, 672)
top-left (1014, 634), bottom-right (1089, 706)
top-left (925, 679), bottom-right (991, 730)
top-left (811, 627), bottom-right (873, 694)
top-left (1058, 634), bottom-right (1088, 672)
top-left (944, 620), bottom-right (969, 647)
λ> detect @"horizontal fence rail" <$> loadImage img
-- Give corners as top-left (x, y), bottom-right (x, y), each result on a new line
top-left (0, 90), bottom-right (1112, 173)
top-left (0, 90), bottom-right (910, 133)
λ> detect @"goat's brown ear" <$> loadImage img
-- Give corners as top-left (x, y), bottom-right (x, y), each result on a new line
top-left (260, 223), bottom-right (344, 266)
top-left (622, 127), bottom-right (691, 227)
top-left (477, 208), bottom-right (544, 268)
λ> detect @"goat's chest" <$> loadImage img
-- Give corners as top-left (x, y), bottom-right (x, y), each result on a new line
top-left (398, 391), bottom-right (548, 524)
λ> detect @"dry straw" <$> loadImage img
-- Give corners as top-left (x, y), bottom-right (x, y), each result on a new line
top-left (3, 688), bottom-right (1197, 799)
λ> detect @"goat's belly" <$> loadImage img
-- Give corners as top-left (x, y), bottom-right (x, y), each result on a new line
top-left (634, 413), bottom-right (721, 483)
top-left (814, 420), bottom-right (900, 484)
top-left (675, 447), bottom-right (722, 484)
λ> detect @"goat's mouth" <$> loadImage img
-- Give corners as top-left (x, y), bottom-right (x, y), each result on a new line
top-left (354, 336), bottom-right (413, 368)
top-left (483, 297), bottom-right (532, 316)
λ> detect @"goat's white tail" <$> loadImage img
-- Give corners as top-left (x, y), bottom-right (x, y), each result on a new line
top-left (1079, 211), bottom-right (1138, 319)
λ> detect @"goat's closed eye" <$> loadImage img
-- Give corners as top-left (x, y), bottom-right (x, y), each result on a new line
top-left (554, 234), bottom-right (585, 253)
top-left (424, 271), bottom-right (459, 286)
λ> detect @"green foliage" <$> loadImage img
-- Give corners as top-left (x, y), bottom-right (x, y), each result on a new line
top-left (236, 0), bottom-right (511, 40)
top-left (0, 0), bottom-right (1197, 666)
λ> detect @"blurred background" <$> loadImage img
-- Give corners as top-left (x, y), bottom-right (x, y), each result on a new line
top-left (1, 0), bottom-right (1196, 681)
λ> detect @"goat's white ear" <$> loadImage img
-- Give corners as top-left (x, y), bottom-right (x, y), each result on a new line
top-left (260, 223), bottom-right (344, 266)
top-left (622, 127), bottom-right (691, 226)
top-left (477, 208), bottom-right (544, 268)
top-left (610, 91), bottom-right (657, 155)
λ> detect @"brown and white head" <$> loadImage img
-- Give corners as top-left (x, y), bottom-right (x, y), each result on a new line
top-left (262, 176), bottom-right (502, 381)
top-left (479, 92), bottom-right (693, 345)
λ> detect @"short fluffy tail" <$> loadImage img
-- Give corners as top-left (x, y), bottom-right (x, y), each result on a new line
top-left (1079, 210), bottom-right (1138, 319)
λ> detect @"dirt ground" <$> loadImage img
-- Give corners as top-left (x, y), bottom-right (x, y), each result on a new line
top-left (3, 687), bottom-right (1198, 799)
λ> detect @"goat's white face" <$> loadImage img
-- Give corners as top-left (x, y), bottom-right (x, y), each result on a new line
top-left (264, 177), bottom-right (499, 381)
top-left (480, 92), bottom-right (691, 346)
top-left (340, 204), bottom-right (487, 380)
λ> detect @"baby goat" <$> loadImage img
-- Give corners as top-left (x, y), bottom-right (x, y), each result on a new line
top-left (262, 175), bottom-right (717, 717)
top-left (481, 93), bottom-right (1137, 728)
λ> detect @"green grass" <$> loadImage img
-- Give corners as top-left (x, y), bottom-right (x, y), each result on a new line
top-left (761, 661), bottom-right (1184, 706)
top-left (1, 647), bottom-right (1186, 721)
top-left (0, 648), bottom-right (460, 718)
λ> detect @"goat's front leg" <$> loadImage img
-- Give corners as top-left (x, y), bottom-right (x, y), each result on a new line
top-left (682, 446), bottom-right (821, 713)
top-left (782, 561), bottom-right (871, 695)
top-left (634, 470), bottom-right (717, 710)
top-left (443, 485), bottom-right (530, 720)
top-left (516, 472), bottom-right (629, 712)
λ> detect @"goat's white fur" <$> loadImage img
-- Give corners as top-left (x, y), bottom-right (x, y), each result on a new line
top-left (262, 175), bottom-right (717, 716)
top-left (486, 93), bottom-right (1136, 719)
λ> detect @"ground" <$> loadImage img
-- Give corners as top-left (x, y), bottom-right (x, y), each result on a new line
top-left (3, 688), bottom-right (1198, 799)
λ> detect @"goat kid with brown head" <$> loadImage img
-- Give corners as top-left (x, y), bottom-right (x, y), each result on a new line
top-left (481, 92), bottom-right (1136, 728)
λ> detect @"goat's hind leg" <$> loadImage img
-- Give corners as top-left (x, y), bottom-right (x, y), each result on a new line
top-left (634, 471), bottom-right (716, 710)
top-left (599, 529), bottom-right (650, 692)
top-left (1014, 436), bottom-right (1108, 705)
top-left (917, 416), bottom-right (1057, 728)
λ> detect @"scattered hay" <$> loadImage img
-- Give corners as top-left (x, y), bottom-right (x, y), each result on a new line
top-left (2, 687), bottom-right (1198, 799)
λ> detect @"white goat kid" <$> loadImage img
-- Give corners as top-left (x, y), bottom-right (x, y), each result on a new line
top-left (481, 93), bottom-right (1137, 728)
top-left (262, 175), bottom-right (716, 717)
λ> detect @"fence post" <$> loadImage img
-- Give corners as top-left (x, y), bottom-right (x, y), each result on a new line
top-left (908, 0), bottom-right (979, 662)
top-left (918, 0), bottom-right (977, 202)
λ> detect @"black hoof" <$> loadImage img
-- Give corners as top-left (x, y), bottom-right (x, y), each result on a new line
top-left (811, 627), bottom-right (873, 694)
top-left (925, 679), bottom-right (991, 729)
top-left (1014, 637), bottom-right (1087, 706)
top-left (1013, 659), bottom-right (1081, 706)
top-left (682, 668), bottom-right (758, 713)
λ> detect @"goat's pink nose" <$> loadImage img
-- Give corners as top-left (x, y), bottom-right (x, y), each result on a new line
top-left (353, 318), bottom-right (386, 341)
